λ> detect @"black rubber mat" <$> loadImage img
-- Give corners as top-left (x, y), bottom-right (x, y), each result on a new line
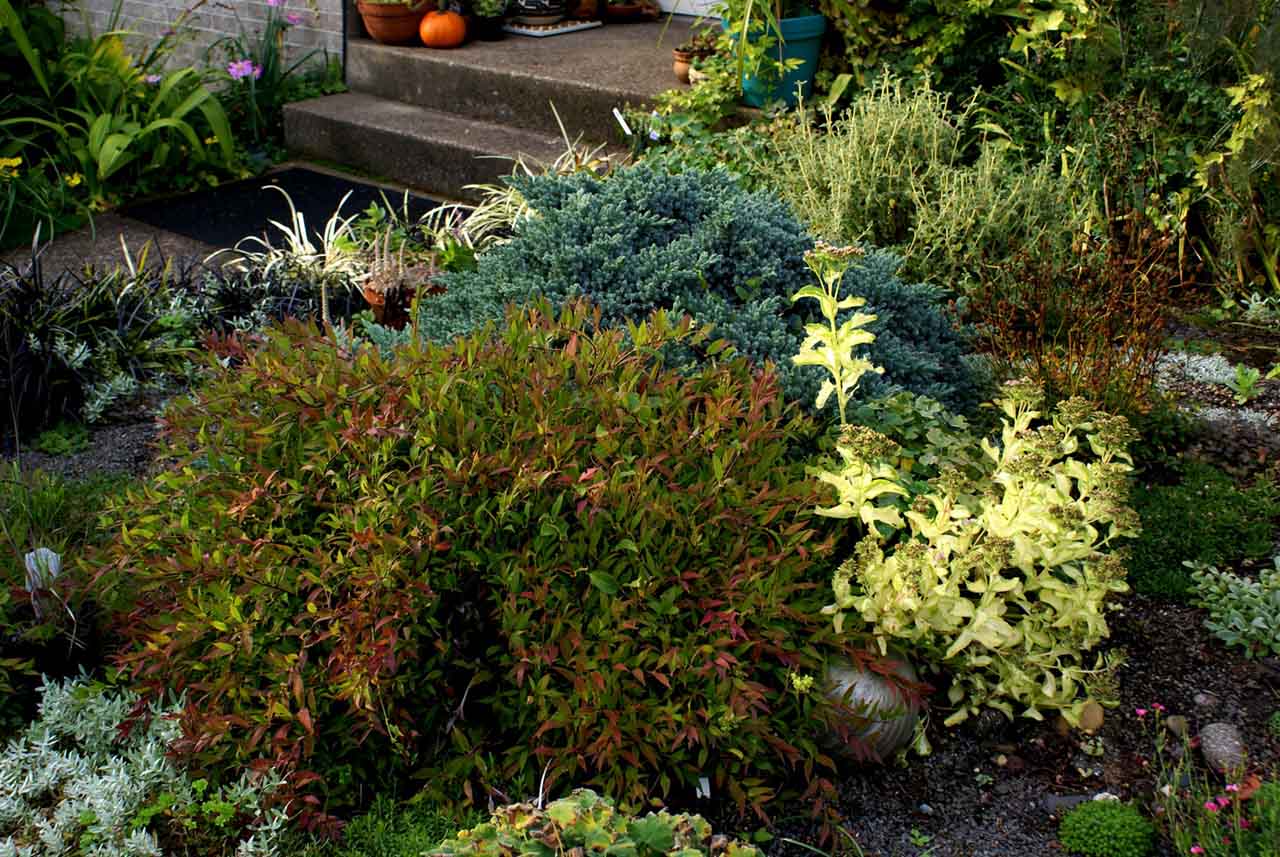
top-left (121, 167), bottom-right (441, 249)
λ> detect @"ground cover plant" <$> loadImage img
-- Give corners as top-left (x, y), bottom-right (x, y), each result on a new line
top-left (433, 789), bottom-right (761, 857)
top-left (295, 797), bottom-right (481, 857)
top-left (1057, 799), bottom-right (1155, 857)
top-left (412, 162), bottom-right (985, 413)
top-left (1190, 555), bottom-right (1280, 658)
top-left (96, 302), bottom-right (880, 817)
top-left (0, 677), bottom-right (287, 857)
top-left (1127, 460), bottom-right (1278, 599)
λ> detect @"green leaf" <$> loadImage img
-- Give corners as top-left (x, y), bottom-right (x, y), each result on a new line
top-left (588, 572), bottom-right (619, 595)
top-left (629, 816), bottom-right (675, 854)
top-left (0, 0), bottom-right (50, 98)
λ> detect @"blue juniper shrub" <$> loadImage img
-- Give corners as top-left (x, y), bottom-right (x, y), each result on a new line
top-left (413, 163), bottom-right (985, 414)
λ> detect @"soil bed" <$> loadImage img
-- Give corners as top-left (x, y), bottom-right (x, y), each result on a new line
top-left (721, 597), bottom-right (1280, 857)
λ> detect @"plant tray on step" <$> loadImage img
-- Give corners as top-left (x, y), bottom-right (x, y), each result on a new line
top-left (504, 18), bottom-right (602, 35)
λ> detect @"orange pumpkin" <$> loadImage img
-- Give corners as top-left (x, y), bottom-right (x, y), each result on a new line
top-left (419, 10), bottom-right (467, 47)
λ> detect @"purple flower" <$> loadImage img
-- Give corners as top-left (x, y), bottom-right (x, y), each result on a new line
top-left (286, 12), bottom-right (304, 24)
top-left (145, 73), bottom-right (163, 84)
top-left (227, 59), bottom-right (262, 80)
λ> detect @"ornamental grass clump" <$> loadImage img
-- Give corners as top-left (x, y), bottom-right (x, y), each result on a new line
top-left (97, 301), bottom-right (867, 815)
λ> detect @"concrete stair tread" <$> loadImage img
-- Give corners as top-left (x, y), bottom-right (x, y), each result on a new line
top-left (285, 92), bottom-right (574, 199)
top-left (345, 19), bottom-right (697, 139)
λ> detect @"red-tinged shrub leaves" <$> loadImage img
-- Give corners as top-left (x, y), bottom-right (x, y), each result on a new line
top-left (97, 301), bottom-right (865, 817)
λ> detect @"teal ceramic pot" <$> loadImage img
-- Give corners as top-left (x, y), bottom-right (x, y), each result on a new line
top-left (722, 12), bottom-right (825, 107)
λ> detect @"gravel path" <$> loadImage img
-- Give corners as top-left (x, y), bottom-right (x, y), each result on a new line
top-left (1, 212), bottom-right (217, 276)
top-left (7, 420), bottom-right (159, 481)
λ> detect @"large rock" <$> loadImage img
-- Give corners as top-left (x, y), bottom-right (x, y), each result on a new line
top-left (1199, 723), bottom-right (1247, 774)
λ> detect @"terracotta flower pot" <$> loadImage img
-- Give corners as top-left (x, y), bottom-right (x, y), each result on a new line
top-left (672, 47), bottom-right (712, 84)
top-left (673, 49), bottom-right (694, 84)
top-left (357, 0), bottom-right (432, 45)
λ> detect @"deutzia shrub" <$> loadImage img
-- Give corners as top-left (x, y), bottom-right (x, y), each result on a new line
top-left (0, 678), bottom-right (286, 857)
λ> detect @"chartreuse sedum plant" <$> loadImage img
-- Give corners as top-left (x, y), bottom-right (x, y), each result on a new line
top-left (0, 677), bottom-right (286, 857)
top-left (432, 789), bottom-right (759, 857)
top-left (813, 386), bottom-right (1137, 724)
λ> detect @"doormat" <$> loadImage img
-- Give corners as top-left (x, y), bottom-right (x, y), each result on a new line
top-left (121, 167), bottom-right (440, 250)
top-left (504, 19), bottom-right (603, 36)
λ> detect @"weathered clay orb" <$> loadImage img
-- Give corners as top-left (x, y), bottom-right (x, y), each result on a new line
top-left (825, 652), bottom-right (921, 760)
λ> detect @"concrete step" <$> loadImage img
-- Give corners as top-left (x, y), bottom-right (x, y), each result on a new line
top-left (284, 92), bottom-right (569, 201)
top-left (344, 19), bottom-right (696, 141)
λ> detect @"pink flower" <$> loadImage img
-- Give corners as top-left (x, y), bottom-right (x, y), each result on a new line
top-left (227, 59), bottom-right (262, 80)
top-left (1226, 783), bottom-right (1240, 792)
top-left (286, 12), bottom-right (304, 24)
top-left (1190, 847), bottom-right (1204, 855)
top-left (1204, 801), bottom-right (1219, 813)
top-left (1238, 819), bottom-right (1251, 830)
top-left (1136, 708), bottom-right (1148, 717)
top-left (144, 73), bottom-right (162, 84)
top-left (1153, 703), bottom-right (1165, 712)
top-left (267, 0), bottom-right (281, 5)
top-left (1217, 796), bottom-right (1231, 809)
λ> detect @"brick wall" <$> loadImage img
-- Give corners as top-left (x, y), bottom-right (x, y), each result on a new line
top-left (57, 0), bottom-right (344, 70)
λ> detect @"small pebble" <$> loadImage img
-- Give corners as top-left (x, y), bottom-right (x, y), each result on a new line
top-left (917, 803), bottom-right (934, 816)
top-left (1194, 691), bottom-right (1220, 709)
top-left (1165, 715), bottom-right (1189, 738)
top-left (1043, 794), bottom-right (1091, 815)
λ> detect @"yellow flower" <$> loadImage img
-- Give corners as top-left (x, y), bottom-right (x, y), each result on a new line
top-left (0, 156), bottom-right (21, 180)
top-left (788, 671), bottom-right (815, 695)
top-left (203, 135), bottom-right (218, 145)
top-left (65, 172), bottom-right (83, 188)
